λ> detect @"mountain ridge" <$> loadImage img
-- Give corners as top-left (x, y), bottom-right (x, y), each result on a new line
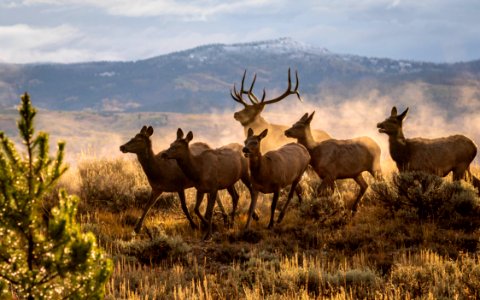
top-left (0, 37), bottom-right (479, 113)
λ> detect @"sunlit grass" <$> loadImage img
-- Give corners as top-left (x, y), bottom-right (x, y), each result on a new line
top-left (57, 158), bottom-right (480, 299)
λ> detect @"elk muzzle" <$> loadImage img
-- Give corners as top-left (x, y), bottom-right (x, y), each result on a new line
top-left (377, 123), bottom-right (387, 134)
top-left (284, 129), bottom-right (293, 138)
top-left (242, 147), bottom-right (251, 157)
top-left (119, 145), bottom-right (127, 153)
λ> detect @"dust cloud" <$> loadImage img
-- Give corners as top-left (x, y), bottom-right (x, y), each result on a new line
top-left (203, 81), bottom-right (480, 167)
top-left (8, 81), bottom-right (476, 169)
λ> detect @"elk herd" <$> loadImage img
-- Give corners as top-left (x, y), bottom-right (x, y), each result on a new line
top-left (120, 69), bottom-right (480, 240)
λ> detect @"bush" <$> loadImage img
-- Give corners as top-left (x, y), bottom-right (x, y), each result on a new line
top-left (78, 158), bottom-right (150, 210)
top-left (390, 250), bottom-right (480, 298)
top-left (0, 93), bottom-right (112, 299)
top-left (117, 232), bottom-right (191, 265)
top-left (371, 171), bottom-right (480, 231)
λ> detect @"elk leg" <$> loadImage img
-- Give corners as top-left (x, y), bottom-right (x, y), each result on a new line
top-left (245, 190), bottom-right (259, 230)
top-left (134, 189), bottom-right (162, 233)
top-left (453, 165), bottom-right (468, 181)
top-left (268, 191), bottom-right (280, 229)
top-left (352, 174), bottom-right (368, 213)
top-left (178, 190), bottom-right (198, 230)
top-left (194, 191), bottom-right (208, 228)
top-left (278, 180), bottom-right (300, 224)
top-left (241, 178), bottom-right (259, 221)
top-left (203, 190), bottom-right (218, 240)
top-left (295, 184), bottom-right (303, 204)
top-left (215, 195), bottom-right (229, 226)
top-left (317, 178), bottom-right (335, 197)
top-left (227, 185), bottom-right (239, 227)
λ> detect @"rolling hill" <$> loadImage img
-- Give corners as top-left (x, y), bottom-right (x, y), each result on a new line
top-left (1, 37), bottom-right (479, 114)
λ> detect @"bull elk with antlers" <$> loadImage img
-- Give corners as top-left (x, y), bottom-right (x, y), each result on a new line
top-left (377, 107), bottom-right (480, 190)
top-left (243, 128), bottom-right (311, 229)
top-left (162, 129), bottom-right (255, 240)
top-left (285, 112), bottom-right (383, 212)
top-left (231, 69), bottom-right (330, 153)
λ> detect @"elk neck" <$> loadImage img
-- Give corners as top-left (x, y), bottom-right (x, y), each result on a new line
top-left (172, 149), bottom-right (202, 183)
top-left (137, 146), bottom-right (163, 181)
top-left (388, 129), bottom-right (410, 169)
top-left (243, 116), bottom-right (269, 135)
top-left (296, 125), bottom-right (317, 151)
top-left (246, 150), bottom-right (264, 180)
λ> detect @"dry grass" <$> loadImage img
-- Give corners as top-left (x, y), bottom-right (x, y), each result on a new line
top-left (54, 159), bottom-right (480, 299)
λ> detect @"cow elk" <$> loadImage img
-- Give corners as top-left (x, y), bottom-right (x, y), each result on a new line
top-left (162, 128), bottom-right (254, 240)
top-left (377, 106), bottom-right (480, 189)
top-left (231, 69), bottom-right (330, 152)
top-left (243, 128), bottom-right (311, 229)
top-left (120, 126), bottom-right (217, 233)
top-left (285, 112), bottom-right (383, 212)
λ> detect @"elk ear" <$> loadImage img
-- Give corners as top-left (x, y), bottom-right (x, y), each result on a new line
top-left (391, 106), bottom-right (398, 117)
top-left (247, 128), bottom-right (254, 137)
top-left (185, 131), bottom-right (193, 143)
top-left (300, 113), bottom-right (309, 121)
top-left (259, 129), bottom-right (268, 140)
top-left (176, 128), bottom-right (184, 140)
top-left (140, 125), bottom-right (147, 134)
top-left (397, 107), bottom-right (409, 121)
top-left (306, 111), bottom-right (315, 124)
top-left (146, 126), bottom-right (154, 137)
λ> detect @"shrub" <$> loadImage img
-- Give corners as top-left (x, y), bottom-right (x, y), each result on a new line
top-left (117, 232), bottom-right (191, 265)
top-left (0, 93), bottom-right (112, 299)
top-left (78, 158), bottom-right (150, 210)
top-left (390, 250), bottom-right (480, 298)
top-left (371, 171), bottom-right (480, 231)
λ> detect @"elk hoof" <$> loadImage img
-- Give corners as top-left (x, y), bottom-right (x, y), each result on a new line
top-left (133, 225), bottom-right (142, 234)
top-left (200, 221), bottom-right (209, 231)
top-left (203, 233), bottom-right (213, 241)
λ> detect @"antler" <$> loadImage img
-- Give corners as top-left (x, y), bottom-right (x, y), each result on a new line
top-left (244, 73), bottom-right (266, 104)
top-left (231, 68), bottom-right (302, 106)
top-left (259, 68), bottom-right (302, 105)
top-left (230, 70), bottom-right (250, 106)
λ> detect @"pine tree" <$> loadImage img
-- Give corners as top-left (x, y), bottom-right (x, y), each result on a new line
top-left (0, 93), bottom-right (112, 299)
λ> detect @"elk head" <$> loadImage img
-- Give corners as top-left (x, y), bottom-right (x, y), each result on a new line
top-left (377, 106), bottom-right (409, 136)
top-left (284, 111), bottom-right (315, 139)
top-left (162, 128), bottom-right (193, 159)
top-left (243, 128), bottom-right (268, 157)
top-left (231, 69), bottom-right (302, 126)
top-left (120, 125), bottom-right (153, 154)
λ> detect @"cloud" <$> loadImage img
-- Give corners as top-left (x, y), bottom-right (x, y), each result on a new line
top-left (0, 24), bottom-right (126, 63)
top-left (0, 24), bottom-right (78, 49)
top-left (7, 0), bottom-right (275, 18)
top-left (0, 24), bottom-right (80, 63)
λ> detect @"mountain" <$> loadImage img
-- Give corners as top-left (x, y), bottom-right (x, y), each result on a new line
top-left (1, 37), bottom-right (479, 114)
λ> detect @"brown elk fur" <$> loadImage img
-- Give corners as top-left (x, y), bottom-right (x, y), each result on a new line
top-left (162, 128), bottom-right (254, 240)
top-left (243, 128), bottom-right (311, 229)
top-left (120, 126), bottom-right (211, 233)
top-left (285, 112), bottom-right (383, 212)
top-left (377, 107), bottom-right (480, 189)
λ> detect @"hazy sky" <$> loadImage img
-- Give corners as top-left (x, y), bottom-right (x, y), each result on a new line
top-left (0, 0), bottom-right (479, 64)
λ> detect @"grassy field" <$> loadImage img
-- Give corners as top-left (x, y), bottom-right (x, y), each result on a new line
top-left (51, 157), bottom-right (480, 300)
top-left (3, 108), bottom-right (480, 298)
